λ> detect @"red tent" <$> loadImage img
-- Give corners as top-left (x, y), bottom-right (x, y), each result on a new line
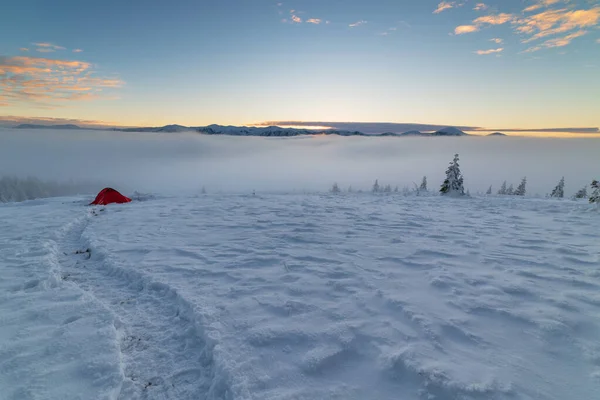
top-left (90, 188), bottom-right (131, 205)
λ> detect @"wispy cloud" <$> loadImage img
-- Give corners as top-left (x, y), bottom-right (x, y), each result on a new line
top-left (434, 1), bottom-right (463, 14)
top-left (523, 30), bottom-right (587, 52)
top-left (19, 48), bottom-right (29, 52)
top-left (490, 38), bottom-right (503, 44)
top-left (515, 7), bottom-right (600, 42)
top-left (282, 8), bottom-right (324, 25)
top-left (349, 20), bottom-right (367, 28)
top-left (32, 42), bottom-right (66, 53)
top-left (474, 13), bottom-right (514, 25)
top-left (475, 47), bottom-right (503, 55)
top-left (72, 49), bottom-right (83, 53)
top-left (524, 0), bottom-right (562, 13)
top-left (451, 0), bottom-right (599, 53)
top-left (474, 3), bottom-right (488, 11)
top-left (0, 54), bottom-right (123, 108)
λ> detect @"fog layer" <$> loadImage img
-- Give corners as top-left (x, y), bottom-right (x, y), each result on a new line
top-left (1, 128), bottom-right (598, 197)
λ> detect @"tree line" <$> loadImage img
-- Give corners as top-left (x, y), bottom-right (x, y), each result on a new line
top-left (331, 154), bottom-right (600, 203)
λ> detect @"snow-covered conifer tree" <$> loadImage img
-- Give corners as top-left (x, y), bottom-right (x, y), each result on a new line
top-left (383, 184), bottom-right (392, 193)
top-left (514, 177), bottom-right (527, 196)
top-left (498, 181), bottom-right (507, 195)
top-left (331, 183), bottom-right (341, 193)
top-left (372, 179), bottom-right (380, 193)
top-left (486, 185), bottom-right (492, 195)
top-left (590, 180), bottom-right (600, 204)
top-left (440, 154), bottom-right (465, 196)
top-left (507, 184), bottom-right (514, 196)
top-left (420, 176), bottom-right (428, 191)
top-left (551, 177), bottom-right (565, 198)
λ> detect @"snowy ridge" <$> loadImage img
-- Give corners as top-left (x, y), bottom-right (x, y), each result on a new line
top-left (113, 124), bottom-right (470, 137)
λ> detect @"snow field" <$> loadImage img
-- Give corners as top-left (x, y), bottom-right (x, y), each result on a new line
top-left (1, 193), bottom-right (599, 399)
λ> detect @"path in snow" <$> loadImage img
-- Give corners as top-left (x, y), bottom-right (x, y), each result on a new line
top-left (0, 199), bottom-right (123, 400)
top-left (57, 209), bottom-right (225, 400)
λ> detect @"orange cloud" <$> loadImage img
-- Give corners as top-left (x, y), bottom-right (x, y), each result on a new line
top-left (306, 18), bottom-right (321, 24)
top-left (291, 15), bottom-right (302, 23)
top-left (474, 3), bottom-right (488, 11)
top-left (455, 25), bottom-right (479, 34)
top-left (0, 54), bottom-right (123, 108)
top-left (524, 0), bottom-right (562, 13)
top-left (73, 49), bottom-right (83, 53)
top-left (475, 47), bottom-right (503, 55)
top-left (524, 30), bottom-right (588, 52)
top-left (451, 1), bottom-right (599, 53)
top-left (474, 13), bottom-right (514, 25)
top-left (516, 7), bottom-right (600, 42)
top-left (434, 2), bottom-right (456, 14)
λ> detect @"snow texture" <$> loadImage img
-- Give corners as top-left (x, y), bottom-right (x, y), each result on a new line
top-left (2, 193), bottom-right (600, 399)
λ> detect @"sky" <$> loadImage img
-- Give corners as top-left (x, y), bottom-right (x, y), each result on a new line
top-left (1, 0), bottom-right (599, 133)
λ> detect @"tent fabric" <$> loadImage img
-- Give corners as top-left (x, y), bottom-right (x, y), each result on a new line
top-left (89, 188), bottom-right (131, 206)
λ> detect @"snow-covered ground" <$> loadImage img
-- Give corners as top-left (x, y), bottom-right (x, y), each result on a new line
top-left (2, 193), bottom-right (599, 399)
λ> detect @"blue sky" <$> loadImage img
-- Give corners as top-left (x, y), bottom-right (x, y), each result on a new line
top-left (1, 0), bottom-right (599, 132)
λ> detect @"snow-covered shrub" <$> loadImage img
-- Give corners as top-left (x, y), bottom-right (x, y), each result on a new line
top-left (330, 183), bottom-right (341, 193)
top-left (486, 185), bottom-right (492, 195)
top-left (440, 154), bottom-right (465, 196)
top-left (590, 180), bottom-right (600, 204)
top-left (383, 184), bottom-right (392, 193)
top-left (498, 181), bottom-right (507, 195)
top-left (573, 186), bottom-right (587, 199)
top-left (514, 177), bottom-right (527, 196)
top-left (551, 177), bottom-right (565, 198)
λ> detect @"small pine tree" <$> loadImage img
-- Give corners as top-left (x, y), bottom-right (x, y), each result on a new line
top-left (372, 179), bottom-right (380, 193)
top-left (573, 186), bottom-right (587, 199)
top-left (590, 180), bottom-right (600, 204)
top-left (506, 184), bottom-right (514, 196)
top-left (394, 186), bottom-right (399, 193)
top-left (551, 177), bottom-right (565, 198)
top-left (347, 186), bottom-right (353, 193)
top-left (486, 185), bottom-right (492, 195)
top-left (331, 183), bottom-right (341, 193)
top-left (514, 177), bottom-right (527, 196)
top-left (201, 186), bottom-right (207, 194)
top-left (498, 181), bottom-right (507, 195)
top-left (440, 154), bottom-right (465, 196)
top-left (383, 184), bottom-right (392, 193)
top-left (420, 176), bottom-right (428, 191)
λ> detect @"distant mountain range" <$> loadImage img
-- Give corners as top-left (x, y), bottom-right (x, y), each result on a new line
top-left (13, 123), bottom-right (484, 137)
top-left (14, 124), bottom-right (84, 130)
